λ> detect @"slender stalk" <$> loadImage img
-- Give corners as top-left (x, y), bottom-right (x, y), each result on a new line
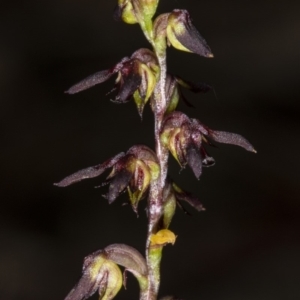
top-left (142, 45), bottom-right (169, 300)
top-left (136, 4), bottom-right (171, 299)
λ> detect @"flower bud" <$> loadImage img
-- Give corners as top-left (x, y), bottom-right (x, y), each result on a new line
top-left (115, 0), bottom-right (138, 24)
top-left (115, 0), bottom-right (159, 26)
top-left (64, 250), bottom-right (122, 300)
top-left (167, 9), bottom-right (213, 57)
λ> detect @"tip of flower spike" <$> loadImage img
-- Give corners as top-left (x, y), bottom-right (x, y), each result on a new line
top-left (207, 53), bottom-right (214, 58)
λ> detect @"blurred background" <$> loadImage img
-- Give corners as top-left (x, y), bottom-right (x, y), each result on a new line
top-left (1, 0), bottom-right (300, 299)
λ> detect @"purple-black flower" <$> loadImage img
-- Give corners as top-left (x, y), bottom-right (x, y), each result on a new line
top-left (55, 145), bottom-right (160, 212)
top-left (66, 48), bottom-right (159, 117)
top-left (160, 111), bottom-right (256, 179)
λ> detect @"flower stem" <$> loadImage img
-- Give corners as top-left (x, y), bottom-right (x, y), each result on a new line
top-left (142, 43), bottom-right (169, 300)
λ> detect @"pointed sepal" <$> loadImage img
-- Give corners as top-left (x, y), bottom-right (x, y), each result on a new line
top-left (65, 70), bottom-right (115, 94)
top-left (207, 130), bottom-right (257, 153)
top-left (54, 153), bottom-right (125, 187)
top-left (167, 9), bottom-right (213, 57)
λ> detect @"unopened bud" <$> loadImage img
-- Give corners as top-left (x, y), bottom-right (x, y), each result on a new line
top-left (64, 250), bottom-right (122, 300)
top-left (115, 0), bottom-right (138, 24)
top-left (167, 9), bottom-right (213, 57)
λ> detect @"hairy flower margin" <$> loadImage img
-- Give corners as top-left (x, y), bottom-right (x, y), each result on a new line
top-left (57, 0), bottom-right (256, 299)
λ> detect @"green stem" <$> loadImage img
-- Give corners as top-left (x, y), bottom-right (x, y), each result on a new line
top-left (137, 7), bottom-right (170, 300)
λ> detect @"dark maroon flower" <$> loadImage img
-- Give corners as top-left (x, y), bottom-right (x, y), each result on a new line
top-left (160, 111), bottom-right (256, 179)
top-left (65, 48), bottom-right (159, 116)
top-left (55, 145), bottom-right (160, 212)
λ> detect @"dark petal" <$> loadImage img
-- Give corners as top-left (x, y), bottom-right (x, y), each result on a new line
top-left (178, 88), bottom-right (195, 108)
top-left (173, 183), bottom-right (205, 211)
top-left (175, 76), bottom-right (212, 93)
top-left (107, 169), bottom-right (133, 204)
top-left (64, 273), bottom-right (99, 300)
top-left (186, 145), bottom-right (202, 179)
top-left (208, 130), bottom-right (257, 153)
top-left (115, 74), bottom-right (141, 103)
top-left (54, 153), bottom-right (125, 187)
top-left (176, 200), bottom-right (192, 216)
top-left (65, 70), bottom-right (114, 94)
top-left (113, 4), bottom-right (122, 21)
top-left (116, 70), bottom-right (141, 103)
top-left (173, 10), bottom-right (213, 57)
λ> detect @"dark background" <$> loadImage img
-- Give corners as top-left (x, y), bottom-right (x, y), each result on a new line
top-left (1, 1), bottom-right (300, 299)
